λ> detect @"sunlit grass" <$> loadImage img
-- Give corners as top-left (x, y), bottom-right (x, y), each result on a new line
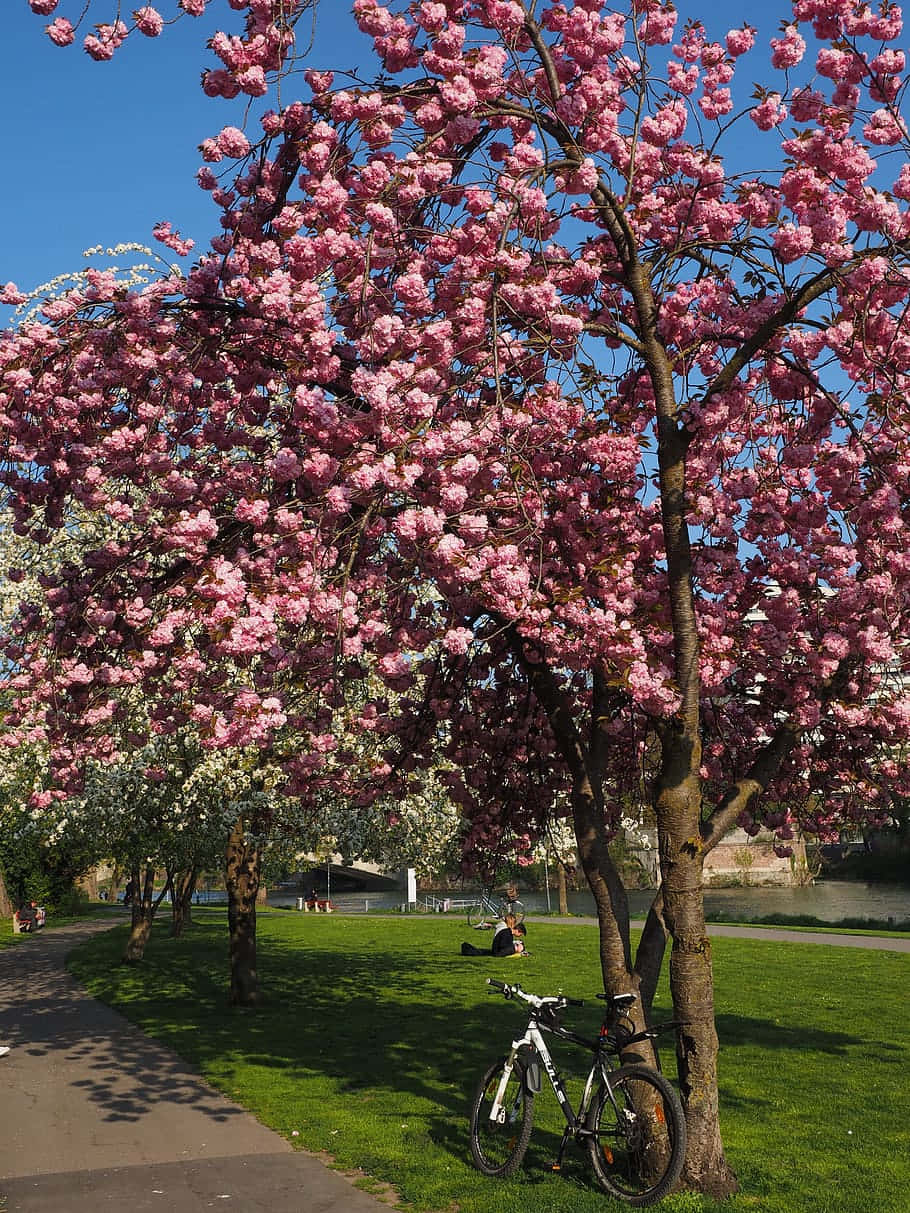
top-left (67, 912), bottom-right (910, 1213)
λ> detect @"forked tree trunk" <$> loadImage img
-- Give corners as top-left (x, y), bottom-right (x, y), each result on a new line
top-left (225, 817), bottom-right (260, 1006)
top-left (170, 866), bottom-right (199, 938)
top-left (574, 755), bottom-right (733, 1196)
top-left (122, 864), bottom-right (167, 963)
top-left (560, 685), bottom-right (733, 1194)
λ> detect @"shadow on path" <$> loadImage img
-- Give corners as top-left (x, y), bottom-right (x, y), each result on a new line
top-left (0, 922), bottom-right (392, 1213)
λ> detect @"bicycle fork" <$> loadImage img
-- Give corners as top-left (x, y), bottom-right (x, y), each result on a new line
top-left (488, 1027), bottom-right (535, 1125)
top-left (488, 1025), bottom-right (587, 1172)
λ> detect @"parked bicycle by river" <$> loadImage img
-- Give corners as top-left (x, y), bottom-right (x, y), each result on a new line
top-left (466, 885), bottom-right (525, 929)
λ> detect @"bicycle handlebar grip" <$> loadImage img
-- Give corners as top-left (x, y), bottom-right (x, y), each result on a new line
top-left (487, 979), bottom-right (507, 993)
top-left (563, 997), bottom-right (584, 1007)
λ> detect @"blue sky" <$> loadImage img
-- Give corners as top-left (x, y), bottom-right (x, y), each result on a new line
top-left (1, 4), bottom-right (365, 297)
top-left (1, 0), bottom-right (763, 304)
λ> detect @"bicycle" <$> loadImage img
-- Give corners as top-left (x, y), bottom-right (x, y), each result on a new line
top-left (469, 980), bottom-right (687, 1206)
top-left (466, 889), bottom-right (525, 929)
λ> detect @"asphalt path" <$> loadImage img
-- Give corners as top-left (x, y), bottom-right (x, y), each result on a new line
top-left (0, 922), bottom-right (391, 1213)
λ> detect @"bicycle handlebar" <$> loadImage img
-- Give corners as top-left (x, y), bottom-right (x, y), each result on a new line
top-left (486, 979), bottom-right (583, 1009)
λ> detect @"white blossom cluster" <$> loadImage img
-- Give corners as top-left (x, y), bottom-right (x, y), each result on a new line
top-left (9, 244), bottom-right (178, 326)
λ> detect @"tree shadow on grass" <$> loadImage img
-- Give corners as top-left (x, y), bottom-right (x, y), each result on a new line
top-left (715, 1012), bottom-right (867, 1056)
top-left (69, 920), bottom-right (589, 1119)
top-left (61, 917), bottom-right (892, 1175)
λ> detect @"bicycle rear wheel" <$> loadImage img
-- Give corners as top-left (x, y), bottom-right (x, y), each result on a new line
top-left (586, 1064), bottom-right (686, 1206)
top-left (469, 1056), bottom-right (534, 1178)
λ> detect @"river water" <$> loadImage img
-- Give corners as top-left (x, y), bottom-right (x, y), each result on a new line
top-left (269, 880), bottom-right (910, 923)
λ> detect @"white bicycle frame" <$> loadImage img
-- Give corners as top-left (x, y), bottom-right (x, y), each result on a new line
top-left (488, 1008), bottom-right (604, 1130)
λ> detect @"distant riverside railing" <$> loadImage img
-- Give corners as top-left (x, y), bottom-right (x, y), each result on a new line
top-left (423, 895), bottom-right (478, 913)
top-left (170, 891), bottom-right (486, 913)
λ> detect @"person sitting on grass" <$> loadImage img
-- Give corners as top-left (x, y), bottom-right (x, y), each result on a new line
top-left (461, 913), bottom-right (526, 957)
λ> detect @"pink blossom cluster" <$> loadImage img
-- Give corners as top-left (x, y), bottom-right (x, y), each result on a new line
top-left (27, 0), bottom-right (304, 96)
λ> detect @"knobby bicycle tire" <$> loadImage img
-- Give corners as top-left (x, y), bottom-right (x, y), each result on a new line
top-left (585, 1064), bottom-right (686, 1206)
top-left (469, 1056), bottom-right (534, 1178)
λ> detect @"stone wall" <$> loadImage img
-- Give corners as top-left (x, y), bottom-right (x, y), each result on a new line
top-left (703, 828), bottom-right (807, 886)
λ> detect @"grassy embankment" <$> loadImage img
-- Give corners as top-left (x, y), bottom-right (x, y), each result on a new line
top-left (62, 911), bottom-right (910, 1213)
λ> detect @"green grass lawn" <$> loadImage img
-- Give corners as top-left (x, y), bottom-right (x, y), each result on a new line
top-left (66, 912), bottom-right (909, 1213)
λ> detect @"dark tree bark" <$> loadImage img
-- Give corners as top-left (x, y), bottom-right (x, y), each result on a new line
top-left (0, 865), bottom-right (12, 919)
top-left (169, 865), bottom-right (199, 938)
top-left (652, 730), bottom-right (731, 1195)
top-left (122, 863), bottom-right (168, 963)
top-left (225, 817), bottom-right (260, 1006)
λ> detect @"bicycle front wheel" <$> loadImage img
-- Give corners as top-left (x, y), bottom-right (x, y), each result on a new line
top-left (586, 1065), bottom-right (686, 1206)
top-left (469, 1056), bottom-right (534, 1178)
top-left (466, 900), bottom-right (488, 929)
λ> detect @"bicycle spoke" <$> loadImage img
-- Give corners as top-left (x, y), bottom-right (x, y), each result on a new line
top-left (586, 1066), bottom-right (686, 1206)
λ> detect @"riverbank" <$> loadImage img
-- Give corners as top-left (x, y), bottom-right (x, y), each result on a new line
top-left (267, 878), bottom-right (910, 931)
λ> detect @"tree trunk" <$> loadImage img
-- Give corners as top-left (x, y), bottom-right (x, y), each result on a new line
top-left (655, 736), bottom-right (738, 1198)
top-left (0, 865), bottom-right (12, 919)
top-left (627, 247), bottom-right (737, 1196)
top-left (556, 858), bottom-right (569, 917)
top-left (225, 817), bottom-right (260, 1006)
top-left (571, 775), bottom-right (649, 1000)
top-left (170, 866), bottom-right (198, 938)
top-left (122, 863), bottom-right (165, 964)
top-left (108, 864), bottom-right (125, 903)
top-left (633, 896), bottom-right (669, 1012)
top-left (79, 870), bottom-right (100, 901)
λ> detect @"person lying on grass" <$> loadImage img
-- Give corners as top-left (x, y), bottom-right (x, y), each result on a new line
top-left (461, 913), bottom-right (526, 957)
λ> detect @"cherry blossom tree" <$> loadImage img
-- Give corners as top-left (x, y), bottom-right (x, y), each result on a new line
top-left (7, 0), bottom-right (910, 1193)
